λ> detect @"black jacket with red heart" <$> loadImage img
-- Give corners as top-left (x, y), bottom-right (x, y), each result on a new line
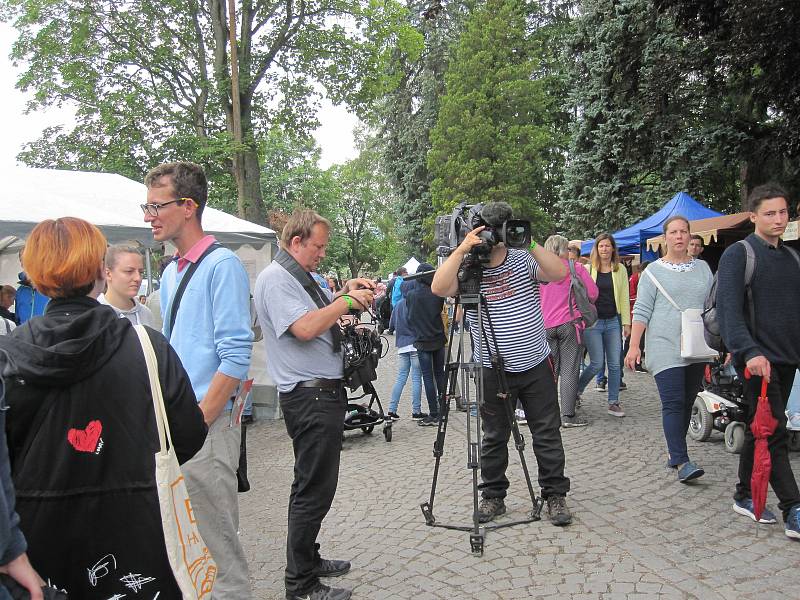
top-left (0, 296), bottom-right (207, 598)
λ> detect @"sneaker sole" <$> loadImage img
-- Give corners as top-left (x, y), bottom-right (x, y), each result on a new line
top-left (607, 410), bottom-right (625, 417)
top-left (562, 421), bottom-right (589, 428)
top-left (733, 503), bottom-right (777, 524)
top-left (786, 528), bottom-right (800, 539)
top-left (678, 468), bottom-right (704, 483)
top-left (477, 504), bottom-right (506, 523)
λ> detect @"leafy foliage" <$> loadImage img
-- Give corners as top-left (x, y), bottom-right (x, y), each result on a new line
top-left (559, 0), bottom-right (745, 238)
top-left (428, 0), bottom-right (562, 241)
top-left (3, 0), bottom-right (418, 222)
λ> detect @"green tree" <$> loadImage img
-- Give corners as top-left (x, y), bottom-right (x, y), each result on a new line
top-left (321, 137), bottom-right (398, 278)
top-left (559, 0), bottom-right (743, 238)
top-left (427, 0), bottom-right (561, 241)
top-left (4, 0), bottom-right (418, 222)
top-left (376, 0), bottom-right (472, 257)
top-left (657, 0), bottom-right (800, 204)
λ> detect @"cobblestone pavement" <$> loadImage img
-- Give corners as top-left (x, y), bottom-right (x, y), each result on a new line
top-left (240, 334), bottom-right (800, 600)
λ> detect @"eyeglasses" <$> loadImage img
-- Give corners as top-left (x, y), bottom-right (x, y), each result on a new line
top-left (140, 198), bottom-right (193, 217)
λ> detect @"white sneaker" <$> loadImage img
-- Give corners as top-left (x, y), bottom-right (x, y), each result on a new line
top-left (515, 409), bottom-right (527, 424)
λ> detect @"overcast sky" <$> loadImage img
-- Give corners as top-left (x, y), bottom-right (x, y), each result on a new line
top-left (0, 24), bottom-right (359, 171)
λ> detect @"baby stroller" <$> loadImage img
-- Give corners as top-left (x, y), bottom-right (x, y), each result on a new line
top-left (341, 318), bottom-right (392, 442)
top-left (688, 354), bottom-right (748, 453)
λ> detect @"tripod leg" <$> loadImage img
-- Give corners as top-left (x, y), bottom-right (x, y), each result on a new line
top-left (421, 303), bottom-right (462, 526)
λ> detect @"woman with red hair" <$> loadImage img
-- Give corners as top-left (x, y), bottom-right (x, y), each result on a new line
top-left (0, 217), bottom-right (207, 598)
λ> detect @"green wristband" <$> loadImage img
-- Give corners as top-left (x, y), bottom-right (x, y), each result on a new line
top-left (529, 241), bottom-right (538, 251)
top-left (341, 294), bottom-right (354, 310)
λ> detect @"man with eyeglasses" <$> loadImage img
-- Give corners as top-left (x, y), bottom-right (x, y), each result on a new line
top-left (143, 161), bottom-right (254, 598)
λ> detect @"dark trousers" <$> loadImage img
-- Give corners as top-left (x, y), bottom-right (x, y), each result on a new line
top-left (653, 363), bottom-right (707, 467)
top-left (280, 384), bottom-right (346, 595)
top-left (734, 364), bottom-right (800, 521)
top-left (418, 347), bottom-right (445, 417)
top-left (479, 359), bottom-right (570, 500)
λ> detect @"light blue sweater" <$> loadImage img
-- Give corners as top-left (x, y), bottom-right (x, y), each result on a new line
top-left (632, 260), bottom-right (713, 376)
top-left (160, 248), bottom-right (253, 405)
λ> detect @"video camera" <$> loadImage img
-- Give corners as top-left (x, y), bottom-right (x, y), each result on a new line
top-left (434, 201), bottom-right (531, 260)
top-left (434, 201), bottom-right (531, 294)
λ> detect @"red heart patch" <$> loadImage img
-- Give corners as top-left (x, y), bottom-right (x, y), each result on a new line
top-left (67, 420), bottom-right (103, 453)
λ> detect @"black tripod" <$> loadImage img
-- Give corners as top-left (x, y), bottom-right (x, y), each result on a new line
top-left (419, 288), bottom-right (544, 555)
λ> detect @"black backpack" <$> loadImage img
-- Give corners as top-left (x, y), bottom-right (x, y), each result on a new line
top-left (702, 239), bottom-right (800, 351)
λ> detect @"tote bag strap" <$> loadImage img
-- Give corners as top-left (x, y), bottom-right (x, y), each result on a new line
top-left (644, 268), bottom-right (681, 312)
top-left (133, 325), bottom-right (173, 453)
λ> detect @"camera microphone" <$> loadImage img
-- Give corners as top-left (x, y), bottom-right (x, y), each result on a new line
top-left (479, 201), bottom-right (514, 227)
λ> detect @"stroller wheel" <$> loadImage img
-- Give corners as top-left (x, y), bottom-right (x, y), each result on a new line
top-left (724, 422), bottom-right (745, 454)
top-left (361, 426), bottom-right (374, 435)
top-left (384, 426), bottom-right (392, 442)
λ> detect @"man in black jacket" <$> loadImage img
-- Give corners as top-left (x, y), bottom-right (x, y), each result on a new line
top-left (717, 182), bottom-right (800, 540)
top-left (404, 263), bottom-right (445, 426)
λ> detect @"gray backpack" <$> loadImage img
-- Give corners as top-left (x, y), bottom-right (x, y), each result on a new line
top-left (702, 239), bottom-right (800, 351)
top-left (568, 260), bottom-right (598, 328)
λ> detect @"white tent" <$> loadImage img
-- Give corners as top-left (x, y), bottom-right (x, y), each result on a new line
top-left (402, 256), bottom-right (421, 274)
top-left (0, 167), bottom-right (277, 285)
top-left (0, 166), bottom-right (275, 247)
top-left (0, 167), bottom-right (281, 417)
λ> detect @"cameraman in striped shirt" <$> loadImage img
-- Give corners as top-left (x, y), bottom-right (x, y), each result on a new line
top-left (432, 206), bottom-right (572, 526)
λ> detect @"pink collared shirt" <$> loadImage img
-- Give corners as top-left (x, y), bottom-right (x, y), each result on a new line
top-left (176, 235), bottom-right (217, 272)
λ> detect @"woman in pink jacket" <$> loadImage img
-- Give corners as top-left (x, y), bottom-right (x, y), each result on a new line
top-left (541, 235), bottom-right (599, 427)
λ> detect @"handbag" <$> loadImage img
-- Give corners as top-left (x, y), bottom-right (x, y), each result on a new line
top-left (644, 269), bottom-right (717, 360)
top-left (133, 325), bottom-right (217, 599)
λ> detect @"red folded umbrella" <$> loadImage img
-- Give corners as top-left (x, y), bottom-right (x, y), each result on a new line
top-left (746, 368), bottom-right (777, 522)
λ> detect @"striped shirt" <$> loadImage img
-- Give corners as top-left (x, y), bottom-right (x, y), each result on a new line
top-left (465, 248), bottom-right (550, 372)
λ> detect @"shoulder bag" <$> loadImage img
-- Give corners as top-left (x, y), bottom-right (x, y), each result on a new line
top-left (645, 268), bottom-right (716, 360)
top-left (133, 325), bottom-right (217, 599)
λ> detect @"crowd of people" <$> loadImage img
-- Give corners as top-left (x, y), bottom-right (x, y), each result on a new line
top-left (1, 170), bottom-right (799, 600)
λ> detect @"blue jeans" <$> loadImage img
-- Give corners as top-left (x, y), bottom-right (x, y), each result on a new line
top-left (418, 347), bottom-right (445, 417)
top-left (578, 317), bottom-right (621, 404)
top-left (653, 364), bottom-right (706, 467)
top-left (389, 352), bottom-right (422, 414)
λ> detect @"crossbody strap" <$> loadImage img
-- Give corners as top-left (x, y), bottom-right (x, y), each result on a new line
top-left (644, 268), bottom-right (681, 311)
top-left (133, 325), bottom-right (172, 454)
top-left (567, 259), bottom-right (578, 319)
top-left (165, 243), bottom-right (222, 340)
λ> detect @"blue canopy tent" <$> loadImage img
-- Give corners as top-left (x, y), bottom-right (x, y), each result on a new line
top-left (580, 192), bottom-right (722, 261)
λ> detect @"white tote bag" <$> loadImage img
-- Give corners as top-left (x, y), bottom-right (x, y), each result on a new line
top-left (644, 269), bottom-right (717, 360)
top-left (134, 325), bottom-right (217, 599)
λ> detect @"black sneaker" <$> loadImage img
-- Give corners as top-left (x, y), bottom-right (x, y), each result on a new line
top-left (561, 414), bottom-right (589, 428)
top-left (287, 583), bottom-right (352, 600)
top-left (594, 381), bottom-right (606, 392)
top-left (619, 381), bottom-right (628, 391)
top-left (386, 412), bottom-right (400, 421)
top-left (418, 415), bottom-right (439, 426)
top-left (313, 558), bottom-right (351, 578)
top-left (477, 497), bottom-right (506, 523)
top-left (546, 495), bottom-right (572, 526)
top-left (411, 412), bottom-right (428, 421)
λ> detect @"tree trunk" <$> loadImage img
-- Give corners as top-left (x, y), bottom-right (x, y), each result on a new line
top-left (238, 147), bottom-right (266, 224)
top-left (235, 109), bottom-right (266, 225)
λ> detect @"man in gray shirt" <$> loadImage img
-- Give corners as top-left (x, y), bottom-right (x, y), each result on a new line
top-left (255, 209), bottom-right (374, 600)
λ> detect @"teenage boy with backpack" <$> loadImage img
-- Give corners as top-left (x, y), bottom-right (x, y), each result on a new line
top-left (717, 182), bottom-right (800, 540)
